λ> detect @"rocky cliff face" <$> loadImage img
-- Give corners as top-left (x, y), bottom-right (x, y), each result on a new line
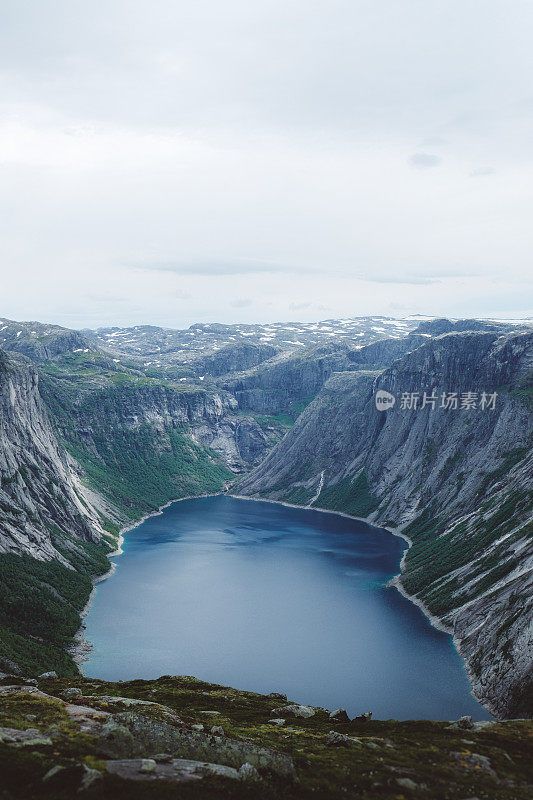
top-left (237, 331), bottom-right (533, 718)
top-left (0, 352), bottom-right (104, 563)
top-left (194, 342), bottom-right (280, 377)
top-left (0, 318), bottom-right (93, 363)
top-left (0, 344), bottom-right (276, 562)
top-left (0, 347), bottom-right (279, 677)
top-left (219, 336), bottom-right (428, 415)
top-left (59, 380), bottom-right (275, 476)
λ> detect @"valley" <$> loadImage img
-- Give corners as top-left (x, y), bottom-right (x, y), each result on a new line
top-left (0, 314), bottom-right (531, 725)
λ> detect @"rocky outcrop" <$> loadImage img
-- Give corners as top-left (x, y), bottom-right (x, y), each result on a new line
top-left (194, 342), bottom-right (280, 377)
top-left (237, 331), bottom-right (533, 718)
top-left (410, 318), bottom-right (520, 337)
top-left (219, 337), bottom-right (427, 415)
top-left (1, 675), bottom-right (532, 798)
top-left (0, 351), bottom-right (104, 562)
top-left (0, 318), bottom-right (93, 363)
top-left (49, 380), bottom-right (275, 476)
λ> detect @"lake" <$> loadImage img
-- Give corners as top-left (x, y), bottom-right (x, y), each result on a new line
top-left (83, 495), bottom-right (489, 720)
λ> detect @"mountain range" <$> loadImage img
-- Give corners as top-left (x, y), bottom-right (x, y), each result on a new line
top-left (0, 314), bottom-right (531, 723)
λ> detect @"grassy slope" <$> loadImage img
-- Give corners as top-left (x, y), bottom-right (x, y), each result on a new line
top-left (0, 674), bottom-right (532, 799)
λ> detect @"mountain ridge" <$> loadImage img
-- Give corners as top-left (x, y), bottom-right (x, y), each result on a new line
top-left (0, 315), bottom-right (531, 719)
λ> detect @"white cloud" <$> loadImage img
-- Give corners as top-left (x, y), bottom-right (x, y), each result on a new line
top-left (408, 153), bottom-right (442, 169)
top-left (0, 0), bottom-right (532, 326)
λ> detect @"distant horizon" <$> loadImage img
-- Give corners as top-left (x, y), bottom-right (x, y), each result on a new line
top-left (2, 310), bottom-right (532, 334)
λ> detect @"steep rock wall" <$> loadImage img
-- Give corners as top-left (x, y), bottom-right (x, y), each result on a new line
top-left (237, 332), bottom-right (533, 717)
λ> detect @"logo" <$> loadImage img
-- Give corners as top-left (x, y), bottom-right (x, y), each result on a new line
top-left (375, 390), bottom-right (396, 411)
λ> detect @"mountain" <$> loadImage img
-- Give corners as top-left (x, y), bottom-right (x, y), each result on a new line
top-left (0, 318), bottom-right (94, 363)
top-left (236, 330), bottom-right (533, 718)
top-left (0, 315), bottom-right (531, 720)
top-left (218, 335), bottom-right (431, 415)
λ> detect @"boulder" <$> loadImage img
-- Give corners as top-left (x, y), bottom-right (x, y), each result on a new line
top-left (61, 687), bottom-right (82, 699)
top-left (270, 704), bottom-right (315, 718)
top-left (105, 757), bottom-right (241, 783)
top-left (38, 672), bottom-right (58, 680)
top-left (97, 718), bottom-right (136, 758)
top-left (352, 712), bottom-right (372, 723)
top-left (42, 765), bottom-right (65, 782)
top-left (329, 708), bottom-right (350, 723)
top-left (396, 777), bottom-right (420, 791)
top-left (79, 765), bottom-right (102, 792)
top-left (447, 715), bottom-right (475, 730)
top-left (239, 762), bottom-right (261, 781)
top-left (325, 731), bottom-right (361, 747)
top-left (268, 692), bottom-right (287, 701)
top-left (450, 751), bottom-right (495, 776)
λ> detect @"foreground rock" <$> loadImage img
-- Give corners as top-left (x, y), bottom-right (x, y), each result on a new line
top-left (0, 674), bottom-right (532, 799)
top-left (105, 757), bottom-right (243, 783)
top-left (270, 704), bottom-right (315, 718)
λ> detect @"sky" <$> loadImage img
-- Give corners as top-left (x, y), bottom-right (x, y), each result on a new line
top-left (1, 0), bottom-right (532, 329)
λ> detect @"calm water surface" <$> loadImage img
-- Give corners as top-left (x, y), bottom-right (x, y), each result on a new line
top-left (84, 495), bottom-right (488, 720)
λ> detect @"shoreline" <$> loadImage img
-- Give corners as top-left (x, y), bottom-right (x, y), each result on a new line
top-left (71, 489), bottom-right (486, 716)
top-left (228, 492), bottom-right (452, 635)
top-left (73, 489), bottom-right (445, 658)
top-left (70, 492), bottom-right (222, 669)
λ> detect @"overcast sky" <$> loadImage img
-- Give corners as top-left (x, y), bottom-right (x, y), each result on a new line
top-left (1, 0), bottom-right (532, 328)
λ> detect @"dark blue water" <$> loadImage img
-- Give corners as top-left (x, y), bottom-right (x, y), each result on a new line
top-left (84, 495), bottom-right (488, 720)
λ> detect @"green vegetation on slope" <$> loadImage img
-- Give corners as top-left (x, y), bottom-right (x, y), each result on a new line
top-left (401, 490), bottom-right (532, 617)
top-left (0, 355), bottom-right (234, 677)
top-left (0, 542), bottom-right (112, 676)
top-left (39, 361), bottom-right (233, 520)
top-left (314, 471), bottom-right (380, 517)
top-left (1, 674), bottom-right (532, 800)
top-left (65, 425), bottom-right (232, 520)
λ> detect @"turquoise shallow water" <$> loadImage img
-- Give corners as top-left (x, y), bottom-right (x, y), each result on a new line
top-left (84, 495), bottom-right (489, 720)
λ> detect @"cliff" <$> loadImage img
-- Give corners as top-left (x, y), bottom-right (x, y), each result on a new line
top-left (0, 351), bottom-right (104, 562)
top-left (218, 336), bottom-right (429, 415)
top-left (0, 345), bottom-right (279, 678)
top-left (237, 331), bottom-right (533, 718)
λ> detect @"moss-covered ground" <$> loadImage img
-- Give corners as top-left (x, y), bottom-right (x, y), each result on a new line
top-left (0, 674), bottom-right (531, 799)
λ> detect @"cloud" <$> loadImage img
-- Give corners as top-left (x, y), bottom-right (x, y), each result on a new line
top-left (408, 153), bottom-right (442, 169)
top-left (231, 298), bottom-right (252, 308)
top-left (0, 1), bottom-right (532, 327)
top-left (289, 301), bottom-right (312, 310)
top-left (86, 293), bottom-right (127, 303)
top-left (132, 259), bottom-right (291, 276)
top-left (364, 275), bottom-right (438, 285)
top-left (469, 167), bottom-right (496, 178)
top-left (419, 137), bottom-right (447, 147)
